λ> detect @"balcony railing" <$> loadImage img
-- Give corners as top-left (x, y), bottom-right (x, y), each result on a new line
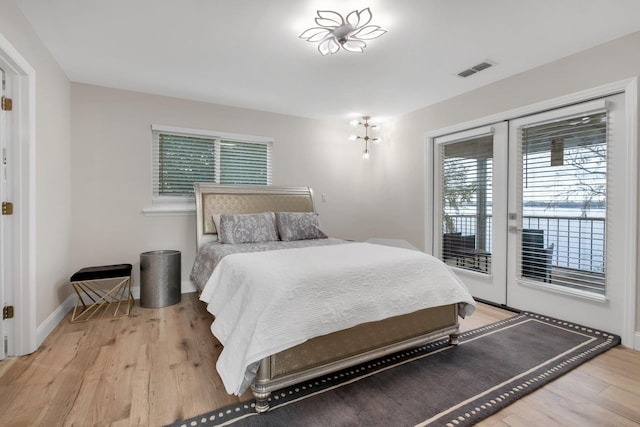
top-left (445, 214), bottom-right (605, 273)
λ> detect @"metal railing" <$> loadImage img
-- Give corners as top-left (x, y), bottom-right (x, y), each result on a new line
top-left (445, 214), bottom-right (605, 272)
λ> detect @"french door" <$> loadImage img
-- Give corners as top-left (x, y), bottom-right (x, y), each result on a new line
top-left (433, 122), bottom-right (508, 304)
top-left (506, 94), bottom-right (630, 336)
top-left (433, 92), bottom-right (633, 339)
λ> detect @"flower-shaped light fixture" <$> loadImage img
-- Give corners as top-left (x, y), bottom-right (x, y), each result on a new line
top-left (350, 116), bottom-right (381, 160)
top-left (299, 8), bottom-right (387, 56)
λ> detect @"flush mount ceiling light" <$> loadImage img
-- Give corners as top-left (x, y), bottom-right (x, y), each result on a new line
top-left (299, 8), bottom-right (387, 56)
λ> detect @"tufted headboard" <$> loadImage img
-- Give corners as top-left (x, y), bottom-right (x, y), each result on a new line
top-left (194, 183), bottom-right (316, 249)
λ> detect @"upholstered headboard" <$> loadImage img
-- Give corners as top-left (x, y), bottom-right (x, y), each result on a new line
top-left (194, 183), bottom-right (316, 249)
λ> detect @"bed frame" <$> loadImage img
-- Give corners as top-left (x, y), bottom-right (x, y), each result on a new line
top-left (194, 183), bottom-right (460, 413)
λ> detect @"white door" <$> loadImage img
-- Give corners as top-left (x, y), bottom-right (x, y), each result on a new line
top-left (506, 94), bottom-right (631, 337)
top-left (433, 122), bottom-right (509, 304)
top-left (0, 65), bottom-right (10, 360)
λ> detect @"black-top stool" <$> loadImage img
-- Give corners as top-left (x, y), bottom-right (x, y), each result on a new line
top-left (69, 264), bottom-right (133, 322)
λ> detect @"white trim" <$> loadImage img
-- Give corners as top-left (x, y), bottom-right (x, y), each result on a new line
top-left (141, 203), bottom-right (196, 216)
top-left (434, 125), bottom-right (495, 145)
top-left (621, 78), bottom-right (638, 349)
top-left (516, 99), bottom-right (609, 129)
top-left (151, 124), bottom-right (273, 144)
top-left (634, 331), bottom-right (640, 351)
top-left (130, 280), bottom-right (197, 299)
top-left (38, 280), bottom-right (199, 345)
top-left (181, 280), bottom-right (197, 294)
top-left (36, 294), bottom-right (74, 347)
top-left (0, 33), bottom-right (37, 356)
top-left (424, 129), bottom-right (433, 254)
top-left (425, 78), bottom-right (638, 348)
top-left (426, 80), bottom-right (628, 140)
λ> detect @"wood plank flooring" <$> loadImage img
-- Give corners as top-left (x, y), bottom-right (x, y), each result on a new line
top-left (0, 293), bottom-right (638, 426)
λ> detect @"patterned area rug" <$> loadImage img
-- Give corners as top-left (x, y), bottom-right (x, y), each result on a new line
top-left (167, 312), bottom-right (620, 427)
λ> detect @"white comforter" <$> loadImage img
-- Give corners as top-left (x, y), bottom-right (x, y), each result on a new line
top-left (199, 242), bottom-right (475, 395)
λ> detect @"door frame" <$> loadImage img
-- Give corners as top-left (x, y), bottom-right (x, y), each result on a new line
top-left (426, 78), bottom-right (638, 348)
top-left (0, 33), bottom-right (37, 356)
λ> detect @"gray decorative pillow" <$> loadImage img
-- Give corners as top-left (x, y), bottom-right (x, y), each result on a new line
top-left (218, 212), bottom-right (279, 244)
top-left (276, 212), bottom-right (328, 241)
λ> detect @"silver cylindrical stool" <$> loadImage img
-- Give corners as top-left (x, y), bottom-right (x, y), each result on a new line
top-left (140, 250), bottom-right (181, 308)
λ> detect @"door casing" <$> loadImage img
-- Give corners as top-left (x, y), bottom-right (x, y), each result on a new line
top-left (0, 33), bottom-right (37, 357)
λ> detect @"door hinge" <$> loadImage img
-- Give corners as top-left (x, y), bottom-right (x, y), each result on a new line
top-left (2, 202), bottom-right (13, 215)
top-left (1, 96), bottom-right (12, 111)
top-left (2, 305), bottom-right (14, 320)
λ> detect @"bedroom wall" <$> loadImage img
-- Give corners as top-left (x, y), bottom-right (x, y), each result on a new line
top-left (0, 0), bottom-right (72, 327)
top-left (363, 31), bottom-right (640, 334)
top-left (70, 84), bottom-right (375, 291)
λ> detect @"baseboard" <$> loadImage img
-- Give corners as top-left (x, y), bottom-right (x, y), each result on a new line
top-left (181, 279), bottom-right (197, 294)
top-left (635, 331), bottom-right (640, 351)
top-left (36, 280), bottom-right (197, 349)
top-left (36, 293), bottom-right (75, 348)
top-left (130, 280), bottom-right (197, 299)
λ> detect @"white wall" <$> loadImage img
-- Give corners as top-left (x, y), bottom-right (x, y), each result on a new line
top-left (70, 84), bottom-right (380, 290)
top-left (0, 0), bottom-right (72, 327)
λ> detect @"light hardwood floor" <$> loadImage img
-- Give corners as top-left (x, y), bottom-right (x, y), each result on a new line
top-left (0, 293), bottom-right (639, 426)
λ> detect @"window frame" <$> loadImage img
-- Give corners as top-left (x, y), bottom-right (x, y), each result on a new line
top-left (143, 124), bottom-right (273, 216)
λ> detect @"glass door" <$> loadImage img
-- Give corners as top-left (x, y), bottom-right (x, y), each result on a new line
top-left (433, 123), bottom-right (508, 304)
top-left (507, 94), bottom-right (630, 337)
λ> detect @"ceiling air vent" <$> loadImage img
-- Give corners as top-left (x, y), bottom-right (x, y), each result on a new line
top-left (457, 61), bottom-right (494, 78)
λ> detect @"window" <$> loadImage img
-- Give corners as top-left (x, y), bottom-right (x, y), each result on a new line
top-left (157, 132), bottom-right (216, 196)
top-left (518, 110), bottom-right (607, 294)
top-left (440, 135), bottom-right (493, 273)
top-left (149, 125), bottom-right (273, 211)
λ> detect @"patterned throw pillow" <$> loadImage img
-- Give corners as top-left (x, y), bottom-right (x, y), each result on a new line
top-left (276, 212), bottom-right (328, 241)
top-left (218, 212), bottom-right (279, 244)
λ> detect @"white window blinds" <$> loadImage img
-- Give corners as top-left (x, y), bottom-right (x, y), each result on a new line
top-left (440, 135), bottom-right (494, 273)
top-left (518, 110), bottom-right (607, 294)
top-left (158, 133), bottom-right (216, 195)
top-left (219, 140), bottom-right (272, 185)
top-left (152, 126), bottom-right (273, 199)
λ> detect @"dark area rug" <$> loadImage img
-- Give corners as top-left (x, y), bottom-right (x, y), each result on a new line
top-left (168, 312), bottom-right (620, 427)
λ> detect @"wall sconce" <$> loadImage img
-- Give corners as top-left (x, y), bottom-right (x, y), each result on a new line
top-left (349, 116), bottom-right (381, 160)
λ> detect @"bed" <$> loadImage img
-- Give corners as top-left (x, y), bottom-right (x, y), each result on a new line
top-left (190, 183), bottom-right (475, 413)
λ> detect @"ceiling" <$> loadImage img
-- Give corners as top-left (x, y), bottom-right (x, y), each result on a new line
top-left (15, 0), bottom-right (640, 121)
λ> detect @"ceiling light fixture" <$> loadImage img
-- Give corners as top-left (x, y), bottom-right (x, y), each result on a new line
top-left (349, 116), bottom-right (381, 160)
top-left (299, 8), bottom-right (387, 56)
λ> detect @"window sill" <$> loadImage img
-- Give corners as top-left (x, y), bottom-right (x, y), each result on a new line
top-left (142, 204), bottom-right (196, 216)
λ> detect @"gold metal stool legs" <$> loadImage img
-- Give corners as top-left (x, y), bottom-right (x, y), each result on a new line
top-left (70, 276), bottom-right (134, 322)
